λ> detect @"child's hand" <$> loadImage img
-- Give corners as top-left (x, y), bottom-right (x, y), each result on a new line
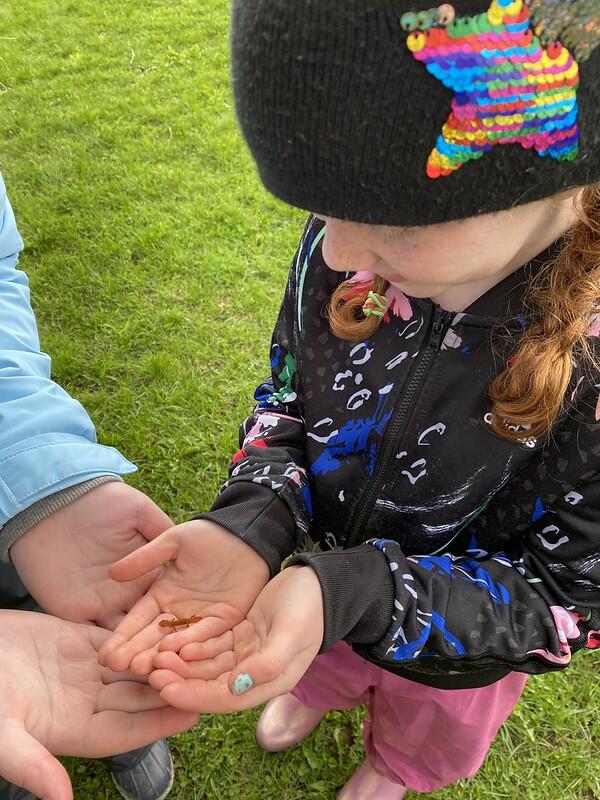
top-left (148, 566), bottom-right (324, 713)
top-left (97, 520), bottom-right (269, 675)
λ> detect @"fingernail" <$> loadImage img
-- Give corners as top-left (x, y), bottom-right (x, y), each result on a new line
top-left (232, 673), bottom-right (254, 695)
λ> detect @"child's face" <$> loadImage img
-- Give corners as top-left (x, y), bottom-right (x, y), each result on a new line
top-left (315, 189), bottom-right (580, 300)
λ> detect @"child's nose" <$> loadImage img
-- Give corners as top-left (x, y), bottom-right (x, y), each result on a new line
top-left (321, 220), bottom-right (379, 273)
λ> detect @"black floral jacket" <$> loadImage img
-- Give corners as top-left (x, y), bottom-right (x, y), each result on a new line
top-left (200, 216), bottom-right (600, 689)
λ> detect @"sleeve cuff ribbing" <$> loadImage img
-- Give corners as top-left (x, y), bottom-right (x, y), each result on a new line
top-left (0, 475), bottom-right (123, 563)
top-left (194, 482), bottom-right (299, 577)
top-left (289, 545), bottom-right (394, 652)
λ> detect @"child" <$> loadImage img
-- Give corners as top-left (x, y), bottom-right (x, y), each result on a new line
top-left (100, 1), bottom-right (600, 797)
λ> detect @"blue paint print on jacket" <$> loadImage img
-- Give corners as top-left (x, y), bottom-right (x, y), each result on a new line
top-left (310, 388), bottom-right (393, 477)
top-left (390, 611), bottom-right (467, 662)
top-left (417, 555), bottom-right (511, 606)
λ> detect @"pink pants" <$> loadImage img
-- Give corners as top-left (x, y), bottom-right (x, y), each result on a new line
top-left (292, 642), bottom-right (527, 794)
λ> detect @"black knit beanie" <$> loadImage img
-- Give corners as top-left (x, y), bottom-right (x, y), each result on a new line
top-left (231, 0), bottom-right (600, 226)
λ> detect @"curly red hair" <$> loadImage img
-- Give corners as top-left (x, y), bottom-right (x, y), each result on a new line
top-left (327, 185), bottom-right (600, 441)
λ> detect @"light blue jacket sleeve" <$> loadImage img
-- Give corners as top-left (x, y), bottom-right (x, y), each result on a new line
top-left (0, 174), bottom-right (136, 528)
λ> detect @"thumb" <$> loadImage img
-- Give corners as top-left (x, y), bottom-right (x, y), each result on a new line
top-left (135, 495), bottom-right (174, 542)
top-left (109, 528), bottom-right (180, 583)
top-left (0, 720), bottom-right (72, 800)
top-left (227, 616), bottom-right (296, 698)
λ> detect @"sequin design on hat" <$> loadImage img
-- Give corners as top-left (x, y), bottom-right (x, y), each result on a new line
top-left (401, 0), bottom-right (600, 179)
top-left (529, 0), bottom-right (600, 62)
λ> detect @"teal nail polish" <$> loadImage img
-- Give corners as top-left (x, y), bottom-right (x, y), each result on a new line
top-left (233, 673), bottom-right (254, 695)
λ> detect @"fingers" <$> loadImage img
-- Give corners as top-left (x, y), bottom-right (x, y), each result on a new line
top-left (129, 647), bottom-right (162, 677)
top-left (97, 608), bottom-right (127, 632)
top-left (107, 614), bottom-right (232, 676)
top-left (151, 618), bottom-right (282, 714)
top-left (89, 626), bottom-right (154, 683)
top-left (74, 604), bottom-right (127, 635)
top-left (97, 682), bottom-right (167, 713)
top-left (149, 669), bottom-right (185, 691)
top-left (224, 623), bottom-right (286, 698)
top-left (84, 708), bottom-right (200, 758)
top-left (99, 665), bottom-right (149, 684)
top-left (156, 613), bottom-right (317, 714)
top-left (158, 667), bottom-right (291, 714)
top-left (97, 595), bottom-right (163, 671)
top-left (178, 630), bottom-right (234, 661)
top-left (97, 596), bottom-right (234, 676)
top-left (158, 676), bottom-right (241, 713)
top-left (85, 624), bottom-right (112, 651)
top-left (135, 495), bottom-right (174, 542)
top-left (153, 650), bottom-right (236, 681)
top-left (0, 719), bottom-right (73, 800)
top-left (157, 675), bottom-right (292, 714)
top-left (108, 530), bottom-right (180, 583)
top-left (227, 605), bottom-right (321, 695)
top-left (158, 617), bottom-right (232, 653)
top-left (99, 569), bottom-right (163, 631)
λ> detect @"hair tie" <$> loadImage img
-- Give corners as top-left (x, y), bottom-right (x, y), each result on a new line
top-left (362, 290), bottom-right (388, 318)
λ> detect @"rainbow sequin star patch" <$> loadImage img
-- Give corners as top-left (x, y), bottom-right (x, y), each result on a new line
top-left (401, 0), bottom-right (600, 179)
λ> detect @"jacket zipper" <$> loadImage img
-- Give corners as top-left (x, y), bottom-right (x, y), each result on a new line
top-left (345, 305), bottom-right (452, 550)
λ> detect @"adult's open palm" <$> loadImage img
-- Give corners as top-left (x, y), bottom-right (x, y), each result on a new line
top-left (11, 482), bottom-right (172, 630)
top-left (0, 610), bottom-right (198, 800)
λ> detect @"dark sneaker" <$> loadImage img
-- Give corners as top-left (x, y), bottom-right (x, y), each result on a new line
top-left (0, 778), bottom-right (36, 800)
top-left (102, 739), bottom-right (174, 800)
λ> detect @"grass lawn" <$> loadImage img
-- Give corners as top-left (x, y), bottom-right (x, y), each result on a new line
top-left (0, 1), bottom-right (598, 798)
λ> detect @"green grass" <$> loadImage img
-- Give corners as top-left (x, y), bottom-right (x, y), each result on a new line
top-left (1, 1), bottom-right (598, 797)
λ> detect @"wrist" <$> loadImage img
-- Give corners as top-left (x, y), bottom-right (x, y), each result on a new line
top-left (187, 519), bottom-right (270, 584)
top-left (8, 477), bottom-right (122, 565)
top-left (289, 546), bottom-right (394, 652)
top-left (280, 564), bottom-right (325, 648)
top-left (195, 483), bottom-right (299, 577)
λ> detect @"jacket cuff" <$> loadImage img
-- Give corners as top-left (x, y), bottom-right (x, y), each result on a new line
top-left (0, 432), bottom-right (136, 527)
top-left (289, 545), bottom-right (394, 652)
top-left (0, 476), bottom-right (123, 563)
top-left (194, 482), bottom-right (298, 577)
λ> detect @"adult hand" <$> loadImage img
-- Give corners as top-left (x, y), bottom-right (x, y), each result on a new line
top-left (10, 482), bottom-right (172, 630)
top-left (148, 566), bottom-right (324, 713)
top-left (0, 610), bottom-right (199, 800)
top-left (98, 520), bottom-right (270, 676)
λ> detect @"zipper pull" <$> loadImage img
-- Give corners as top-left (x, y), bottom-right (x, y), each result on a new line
top-left (429, 307), bottom-right (449, 350)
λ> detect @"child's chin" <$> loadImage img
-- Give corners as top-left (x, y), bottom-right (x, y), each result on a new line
top-left (387, 278), bottom-right (438, 299)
